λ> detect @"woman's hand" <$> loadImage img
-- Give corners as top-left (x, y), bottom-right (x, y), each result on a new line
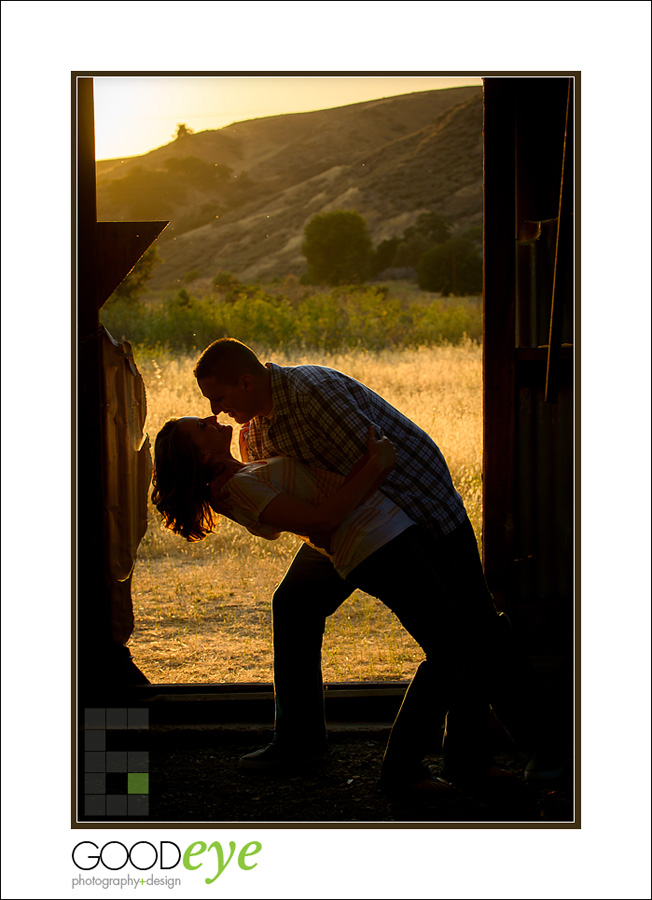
top-left (341, 426), bottom-right (395, 505)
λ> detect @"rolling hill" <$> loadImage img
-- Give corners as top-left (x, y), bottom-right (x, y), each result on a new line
top-left (96, 86), bottom-right (483, 289)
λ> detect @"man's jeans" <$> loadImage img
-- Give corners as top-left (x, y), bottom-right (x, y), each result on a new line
top-left (271, 519), bottom-right (537, 783)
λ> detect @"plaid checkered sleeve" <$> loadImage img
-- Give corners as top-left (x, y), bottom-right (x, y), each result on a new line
top-left (247, 364), bottom-right (467, 538)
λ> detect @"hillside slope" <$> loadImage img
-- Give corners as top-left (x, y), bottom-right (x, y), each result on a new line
top-left (96, 86), bottom-right (482, 287)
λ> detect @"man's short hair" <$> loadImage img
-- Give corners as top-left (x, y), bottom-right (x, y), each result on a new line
top-left (193, 338), bottom-right (265, 384)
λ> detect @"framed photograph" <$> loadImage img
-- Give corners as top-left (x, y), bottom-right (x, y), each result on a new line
top-left (73, 72), bottom-right (577, 830)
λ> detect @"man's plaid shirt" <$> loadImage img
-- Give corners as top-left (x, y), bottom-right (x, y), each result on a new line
top-left (245, 363), bottom-right (467, 539)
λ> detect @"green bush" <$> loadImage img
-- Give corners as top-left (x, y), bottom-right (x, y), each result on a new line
top-left (219, 296), bottom-right (299, 347)
top-left (101, 283), bottom-right (483, 353)
top-left (341, 287), bottom-right (408, 351)
top-left (103, 293), bottom-right (223, 350)
top-left (299, 292), bottom-right (349, 350)
top-left (101, 297), bottom-right (149, 344)
top-left (412, 300), bottom-right (482, 344)
top-left (212, 271), bottom-right (241, 290)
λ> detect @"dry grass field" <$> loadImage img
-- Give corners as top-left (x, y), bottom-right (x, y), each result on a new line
top-left (128, 342), bottom-right (483, 684)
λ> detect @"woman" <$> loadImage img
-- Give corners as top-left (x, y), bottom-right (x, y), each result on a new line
top-left (152, 415), bottom-right (531, 800)
top-left (152, 415), bottom-right (411, 578)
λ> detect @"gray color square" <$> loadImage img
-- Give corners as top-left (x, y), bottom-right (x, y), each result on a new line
top-left (106, 708), bottom-right (127, 729)
top-left (85, 731), bottom-right (106, 751)
top-left (127, 751), bottom-right (149, 772)
top-left (128, 795), bottom-right (149, 816)
top-left (128, 708), bottom-right (149, 729)
top-left (106, 751), bottom-right (127, 772)
top-left (106, 795), bottom-right (128, 816)
top-left (85, 708), bottom-right (105, 729)
top-left (85, 752), bottom-right (105, 773)
top-left (84, 795), bottom-right (106, 816)
top-left (84, 773), bottom-right (106, 793)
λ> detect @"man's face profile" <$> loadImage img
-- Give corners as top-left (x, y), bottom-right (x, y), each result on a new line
top-left (197, 374), bottom-right (258, 424)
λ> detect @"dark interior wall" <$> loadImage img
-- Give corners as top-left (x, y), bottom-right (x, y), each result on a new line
top-left (483, 77), bottom-right (575, 652)
top-left (76, 77), bottom-right (166, 693)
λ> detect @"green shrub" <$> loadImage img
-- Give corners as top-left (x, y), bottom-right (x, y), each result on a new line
top-left (298, 292), bottom-right (349, 350)
top-left (101, 297), bottom-right (149, 344)
top-left (343, 288), bottom-right (408, 351)
top-left (101, 282), bottom-right (483, 352)
top-left (412, 299), bottom-right (482, 344)
top-left (219, 296), bottom-right (299, 347)
top-left (212, 271), bottom-right (241, 291)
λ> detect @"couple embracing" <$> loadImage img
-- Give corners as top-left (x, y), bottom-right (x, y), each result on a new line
top-left (152, 337), bottom-right (544, 803)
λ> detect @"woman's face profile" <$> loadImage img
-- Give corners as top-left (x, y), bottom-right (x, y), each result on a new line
top-left (176, 416), bottom-right (233, 460)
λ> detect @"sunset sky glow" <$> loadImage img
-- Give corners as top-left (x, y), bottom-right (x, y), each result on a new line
top-left (93, 75), bottom-right (483, 160)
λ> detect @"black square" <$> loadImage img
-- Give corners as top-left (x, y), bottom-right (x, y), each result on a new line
top-left (105, 730), bottom-right (126, 750)
top-left (106, 772), bottom-right (128, 794)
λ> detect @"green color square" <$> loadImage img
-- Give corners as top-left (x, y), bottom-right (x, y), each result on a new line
top-left (128, 773), bottom-right (149, 794)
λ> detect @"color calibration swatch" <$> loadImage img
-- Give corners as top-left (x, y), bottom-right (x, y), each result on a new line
top-left (83, 707), bottom-right (149, 817)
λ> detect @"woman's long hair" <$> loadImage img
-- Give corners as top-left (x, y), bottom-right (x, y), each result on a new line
top-left (151, 418), bottom-right (217, 542)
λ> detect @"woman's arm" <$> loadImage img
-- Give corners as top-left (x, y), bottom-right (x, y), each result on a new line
top-left (258, 428), bottom-right (395, 535)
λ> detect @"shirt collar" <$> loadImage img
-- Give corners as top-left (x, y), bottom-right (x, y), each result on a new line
top-left (260, 363), bottom-right (292, 424)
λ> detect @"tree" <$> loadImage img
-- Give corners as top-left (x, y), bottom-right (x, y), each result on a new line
top-left (411, 211), bottom-right (452, 245)
top-left (108, 246), bottom-right (161, 305)
top-left (302, 210), bottom-right (373, 285)
top-left (174, 123), bottom-right (194, 139)
top-left (393, 211), bottom-right (452, 267)
top-left (417, 236), bottom-right (482, 295)
top-left (371, 237), bottom-right (400, 275)
top-left (370, 210), bottom-right (453, 273)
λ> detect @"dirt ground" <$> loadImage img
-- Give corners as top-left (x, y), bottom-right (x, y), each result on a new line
top-left (114, 728), bottom-right (574, 826)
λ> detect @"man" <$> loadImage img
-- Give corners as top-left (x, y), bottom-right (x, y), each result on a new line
top-left (194, 338), bottom-right (536, 798)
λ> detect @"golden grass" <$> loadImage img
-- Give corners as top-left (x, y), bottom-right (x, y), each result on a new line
top-left (129, 343), bottom-right (483, 684)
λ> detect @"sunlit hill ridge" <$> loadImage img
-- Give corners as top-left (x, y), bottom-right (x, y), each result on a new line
top-left (96, 86), bottom-right (482, 288)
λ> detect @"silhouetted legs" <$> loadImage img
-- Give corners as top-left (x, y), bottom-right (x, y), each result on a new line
top-left (271, 520), bottom-right (538, 783)
top-left (272, 543), bottom-right (353, 750)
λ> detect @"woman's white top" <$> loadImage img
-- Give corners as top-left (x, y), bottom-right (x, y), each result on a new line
top-left (223, 457), bottom-right (414, 578)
